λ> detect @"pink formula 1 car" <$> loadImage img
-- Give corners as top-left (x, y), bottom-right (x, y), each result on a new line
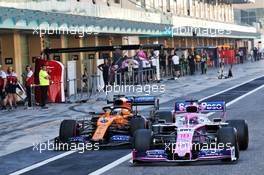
top-left (132, 100), bottom-right (248, 164)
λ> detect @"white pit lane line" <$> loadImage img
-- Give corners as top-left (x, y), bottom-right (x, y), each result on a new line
top-left (9, 151), bottom-right (76, 175)
top-left (9, 76), bottom-right (264, 175)
top-left (88, 154), bottom-right (132, 175)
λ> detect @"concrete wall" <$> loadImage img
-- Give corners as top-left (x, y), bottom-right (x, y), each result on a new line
top-left (28, 35), bottom-right (41, 66)
top-left (0, 34), bottom-right (14, 72)
top-left (0, 0), bottom-right (234, 23)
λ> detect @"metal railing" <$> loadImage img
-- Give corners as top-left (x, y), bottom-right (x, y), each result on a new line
top-left (113, 69), bottom-right (156, 86)
top-left (30, 84), bottom-right (38, 109)
top-left (66, 74), bottom-right (101, 103)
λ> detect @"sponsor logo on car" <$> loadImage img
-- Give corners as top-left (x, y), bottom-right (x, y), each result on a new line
top-left (146, 150), bottom-right (168, 158)
top-left (101, 118), bottom-right (109, 123)
top-left (111, 135), bottom-right (130, 142)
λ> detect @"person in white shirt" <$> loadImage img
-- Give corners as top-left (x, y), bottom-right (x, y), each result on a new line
top-left (132, 57), bottom-right (139, 84)
top-left (6, 66), bottom-right (18, 109)
top-left (150, 55), bottom-right (158, 81)
top-left (0, 65), bottom-right (7, 110)
top-left (250, 49), bottom-right (254, 62)
top-left (25, 65), bottom-right (34, 107)
top-left (239, 50), bottom-right (244, 64)
top-left (142, 58), bottom-right (151, 82)
top-left (125, 58), bottom-right (135, 81)
top-left (172, 52), bottom-right (180, 80)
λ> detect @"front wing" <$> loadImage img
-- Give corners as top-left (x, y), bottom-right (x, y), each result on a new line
top-left (132, 147), bottom-right (237, 163)
top-left (56, 134), bottom-right (132, 147)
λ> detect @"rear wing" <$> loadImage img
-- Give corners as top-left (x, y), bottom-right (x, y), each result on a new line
top-left (200, 102), bottom-right (226, 112)
top-left (175, 101), bottom-right (226, 113)
top-left (108, 95), bottom-right (159, 109)
top-left (127, 96), bottom-right (159, 107)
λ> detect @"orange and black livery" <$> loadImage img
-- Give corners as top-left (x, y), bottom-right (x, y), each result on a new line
top-left (55, 95), bottom-right (159, 148)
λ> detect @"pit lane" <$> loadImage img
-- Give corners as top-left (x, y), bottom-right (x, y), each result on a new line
top-left (2, 76), bottom-right (264, 175)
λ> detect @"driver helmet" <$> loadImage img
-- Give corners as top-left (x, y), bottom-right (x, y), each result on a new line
top-left (113, 97), bottom-right (132, 110)
top-left (188, 116), bottom-right (199, 125)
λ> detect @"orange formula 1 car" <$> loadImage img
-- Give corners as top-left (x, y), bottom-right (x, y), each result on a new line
top-left (55, 96), bottom-right (159, 148)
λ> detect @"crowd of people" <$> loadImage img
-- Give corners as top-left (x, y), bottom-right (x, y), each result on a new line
top-left (97, 50), bottom-right (159, 89)
top-left (96, 48), bottom-right (212, 88)
top-left (0, 65), bottom-right (19, 110)
top-left (168, 49), bottom-right (207, 79)
top-left (249, 47), bottom-right (263, 62)
top-left (96, 47), bottom-right (264, 89)
top-left (0, 64), bottom-right (50, 110)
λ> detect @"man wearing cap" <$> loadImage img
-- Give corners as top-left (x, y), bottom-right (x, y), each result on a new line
top-left (39, 64), bottom-right (50, 109)
top-left (0, 65), bottom-right (7, 110)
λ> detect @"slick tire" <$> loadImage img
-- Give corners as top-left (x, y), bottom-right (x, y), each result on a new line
top-left (59, 120), bottom-right (77, 143)
top-left (130, 117), bottom-right (145, 135)
top-left (217, 127), bottom-right (239, 162)
top-left (133, 129), bottom-right (152, 152)
top-left (227, 120), bottom-right (249, 150)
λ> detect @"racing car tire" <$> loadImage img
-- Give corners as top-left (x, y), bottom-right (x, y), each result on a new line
top-left (217, 127), bottom-right (239, 162)
top-left (133, 129), bottom-right (152, 152)
top-left (130, 117), bottom-right (145, 135)
top-left (226, 120), bottom-right (249, 150)
top-left (155, 110), bottom-right (173, 123)
top-left (59, 120), bottom-right (77, 143)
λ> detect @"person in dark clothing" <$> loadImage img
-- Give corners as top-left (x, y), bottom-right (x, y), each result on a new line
top-left (0, 65), bottom-right (7, 110)
top-left (6, 66), bottom-right (18, 109)
top-left (168, 54), bottom-right (173, 77)
top-left (239, 50), bottom-right (244, 64)
top-left (188, 51), bottom-right (195, 75)
top-left (121, 56), bottom-right (129, 84)
top-left (253, 47), bottom-right (258, 61)
top-left (82, 67), bottom-right (89, 88)
top-left (25, 65), bottom-right (34, 108)
top-left (98, 59), bottom-right (110, 91)
top-left (201, 50), bottom-right (208, 74)
top-left (159, 53), bottom-right (166, 77)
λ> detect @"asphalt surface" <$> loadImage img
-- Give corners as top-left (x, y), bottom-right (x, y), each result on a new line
top-left (1, 75), bottom-right (264, 175)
